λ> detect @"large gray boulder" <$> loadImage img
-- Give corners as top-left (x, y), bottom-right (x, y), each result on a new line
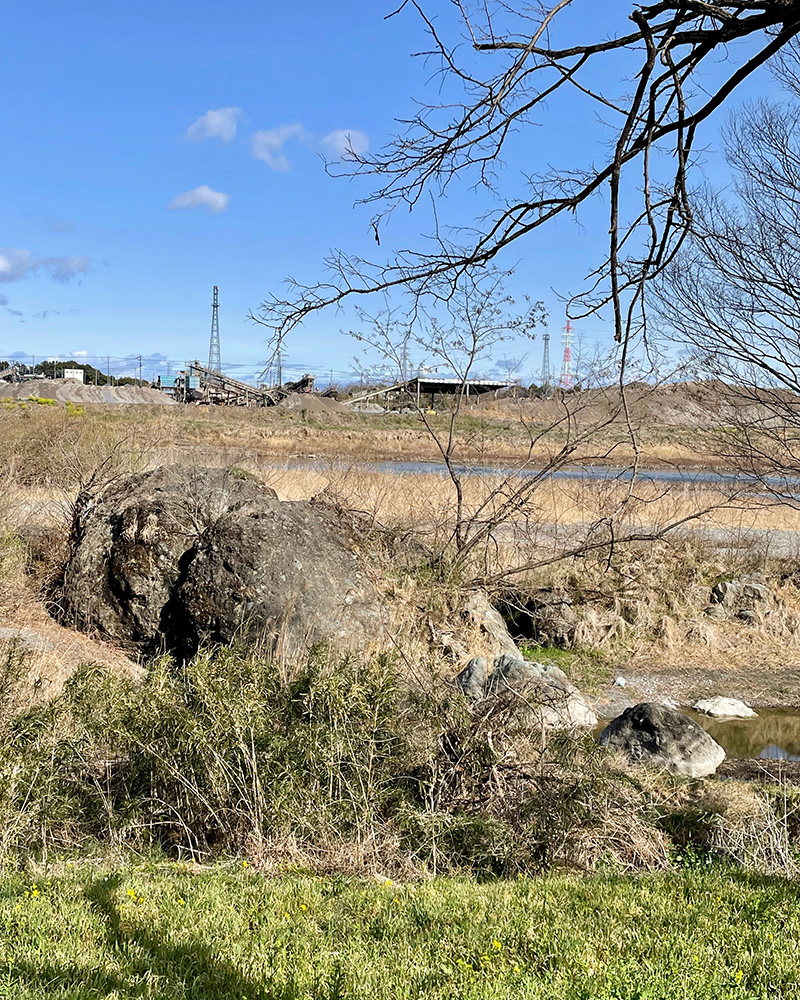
top-left (599, 702), bottom-right (725, 778)
top-left (456, 652), bottom-right (597, 729)
top-left (59, 465), bottom-right (383, 657)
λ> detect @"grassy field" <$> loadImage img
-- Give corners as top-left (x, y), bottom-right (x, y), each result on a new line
top-left (2, 860), bottom-right (799, 999)
top-left (0, 395), bottom-right (725, 473)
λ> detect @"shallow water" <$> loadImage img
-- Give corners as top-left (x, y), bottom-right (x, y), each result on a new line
top-left (685, 709), bottom-right (800, 761)
top-left (281, 455), bottom-right (800, 488)
top-left (596, 709), bottom-right (800, 760)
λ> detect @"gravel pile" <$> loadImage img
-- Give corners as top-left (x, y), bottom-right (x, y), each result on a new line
top-left (0, 378), bottom-right (177, 405)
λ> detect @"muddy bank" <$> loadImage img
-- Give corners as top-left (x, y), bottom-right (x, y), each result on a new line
top-left (718, 758), bottom-right (800, 782)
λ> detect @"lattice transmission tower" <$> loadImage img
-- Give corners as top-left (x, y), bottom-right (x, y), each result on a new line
top-left (540, 332), bottom-right (551, 391)
top-left (208, 285), bottom-right (222, 373)
top-left (560, 319), bottom-right (575, 389)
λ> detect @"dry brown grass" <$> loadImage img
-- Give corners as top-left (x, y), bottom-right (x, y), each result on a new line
top-left (3, 399), bottom-right (800, 706)
top-left (0, 396), bottom-right (724, 471)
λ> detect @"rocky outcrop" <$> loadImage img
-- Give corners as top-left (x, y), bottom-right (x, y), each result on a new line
top-left (461, 591), bottom-right (520, 657)
top-left (456, 652), bottom-right (597, 729)
top-left (710, 574), bottom-right (771, 606)
top-left (501, 589), bottom-right (579, 648)
top-left (705, 573), bottom-right (772, 623)
top-left (599, 702), bottom-right (725, 777)
top-left (433, 590), bottom-right (521, 662)
top-left (692, 696), bottom-right (757, 719)
top-left (59, 465), bottom-right (383, 657)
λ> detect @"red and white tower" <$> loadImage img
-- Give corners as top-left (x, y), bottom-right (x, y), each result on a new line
top-left (560, 319), bottom-right (575, 388)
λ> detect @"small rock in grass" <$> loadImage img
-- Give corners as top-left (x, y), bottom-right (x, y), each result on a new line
top-left (456, 655), bottom-right (488, 701)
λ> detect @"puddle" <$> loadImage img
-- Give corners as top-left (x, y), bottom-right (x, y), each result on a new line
top-left (596, 709), bottom-right (800, 760)
top-left (684, 709), bottom-right (800, 761)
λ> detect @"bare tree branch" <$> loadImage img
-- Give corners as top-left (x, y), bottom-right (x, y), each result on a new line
top-left (253, 1), bottom-right (800, 359)
top-left (654, 44), bottom-right (800, 501)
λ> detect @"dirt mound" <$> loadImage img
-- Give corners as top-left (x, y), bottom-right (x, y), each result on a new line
top-left (276, 392), bottom-right (345, 413)
top-left (0, 602), bottom-right (142, 715)
top-left (0, 378), bottom-right (177, 406)
top-left (480, 380), bottom-right (788, 429)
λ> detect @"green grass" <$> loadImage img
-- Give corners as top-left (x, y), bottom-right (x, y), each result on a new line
top-left (1, 862), bottom-right (798, 998)
top-left (518, 644), bottom-right (613, 691)
top-left (518, 643), bottom-right (576, 669)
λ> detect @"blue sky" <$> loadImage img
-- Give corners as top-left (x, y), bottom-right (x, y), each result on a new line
top-left (1, 1), bottom-right (784, 384)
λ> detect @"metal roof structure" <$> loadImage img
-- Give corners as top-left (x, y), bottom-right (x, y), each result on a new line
top-left (346, 375), bottom-right (513, 405)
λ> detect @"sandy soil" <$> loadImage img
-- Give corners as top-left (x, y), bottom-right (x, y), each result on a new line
top-left (480, 379), bottom-right (788, 430)
top-left (0, 599), bottom-right (143, 715)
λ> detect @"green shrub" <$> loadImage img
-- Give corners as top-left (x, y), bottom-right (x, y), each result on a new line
top-left (0, 645), bottom-right (794, 878)
top-left (0, 650), bottom-right (423, 860)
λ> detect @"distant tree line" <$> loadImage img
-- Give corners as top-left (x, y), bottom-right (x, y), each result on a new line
top-left (0, 360), bottom-right (144, 386)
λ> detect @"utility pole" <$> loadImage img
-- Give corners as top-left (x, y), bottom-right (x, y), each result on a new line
top-left (208, 285), bottom-right (222, 373)
top-left (107, 356), bottom-right (111, 386)
top-left (138, 355), bottom-right (143, 385)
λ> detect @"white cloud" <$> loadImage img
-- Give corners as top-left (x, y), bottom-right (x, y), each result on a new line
top-left (0, 249), bottom-right (38, 281)
top-left (186, 107), bottom-right (243, 144)
top-left (251, 123), bottom-right (307, 171)
top-left (71, 350), bottom-right (88, 357)
top-left (321, 129), bottom-right (369, 160)
top-left (44, 257), bottom-right (90, 282)
top-left (167, 185), bottom-right (230, 214)
top-left (0, 248), bottom-right (90, 283)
